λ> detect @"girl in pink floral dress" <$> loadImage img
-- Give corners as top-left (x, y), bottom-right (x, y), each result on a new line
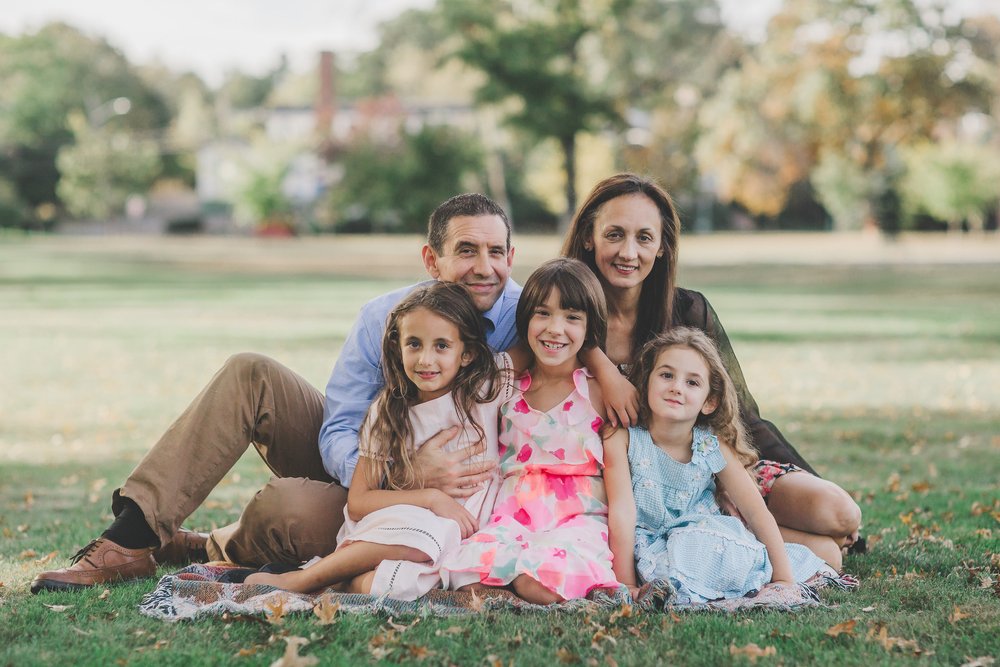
top-left (442, 258), bottom-right (637, 604)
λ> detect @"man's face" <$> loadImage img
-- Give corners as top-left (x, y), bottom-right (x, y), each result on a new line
top-left (422, 215), bottom-right (514, 312)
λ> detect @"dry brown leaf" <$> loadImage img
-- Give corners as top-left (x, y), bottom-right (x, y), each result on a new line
top-left (19, 549), bottom-right (38, 560)
top-left (269, 636), bottom-right (318, 667)
top-left (263, 595), bottom-right (287, 625)
top-left (971, 502), bottom-right (989, 516)
top-left (861, 606), bottom-right (876, 612)
top-left (98, 589), bottom-right (111, 600)
top-left (43, 604), bottom-right (74, 612)
top-left (386, 616), bottom-right (417, 632)
top-left (911, 481), bottom-right (931, 493)
top-left (435, 626), bottom-right (464, 637)
top-left (312, 596), bottom-right (339, 625)
top-left (34, 551), bottom-right (58, 565)
top-left (824, 619), bottom-right (857, 637)
top-left (608, 603), bottom-right (633, 622)
top-left (235, 646), bottom-right (262, 658)
top-left (468, 587), bottom-right (485, 612)
top-left (591, 629), bottom-right (618, 650)
top-left (949, 606), bottom-right (971, 624)
top-left (405, 643), bottom-right (433, 661)
top-left (886, 472), bottom-right (901, 493)
top-left (605, 657), bottom-right (619, 667)
top-left (960, 657), bottom-right (995, 667)
top-left (729, 643), bottom-right (776, 662)
top-left (485, 655), bottom-right (503, 667)
top-left (975, 529), bottom-right (993, 538)
top-left (24, 491), bottom-right (34, 507)
top-left (557, 647), bottom-right (580, 664)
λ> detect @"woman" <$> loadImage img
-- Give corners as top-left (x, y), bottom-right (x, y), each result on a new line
top-left (562, 173), bottom-right (861, 568)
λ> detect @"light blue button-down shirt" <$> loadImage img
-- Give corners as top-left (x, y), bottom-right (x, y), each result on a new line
top-left (318, 278), bottom-right (522, 486)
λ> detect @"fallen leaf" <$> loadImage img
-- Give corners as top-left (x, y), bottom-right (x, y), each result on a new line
top-left (44, 604), bottom-right (74, 612)
top-left (19, 549), bottom-right (38, 560)
top-left (263, 595), bottom-right (287, 625)
top-left (608, 604), bottom-right (633, 622)
top-left (949, 606), bottom-right (971, 624)
top-left (911, 481), bottom-right (931, 493)
top-left (886, 472), bottom-right (901, 493)
top-left (34, 551), bottom-right (58, 565)
top-left (269, 636), bottom-right (318, 667)
top-left (861, 606), bottom-right (876, 612)
top-left (24, 491), bottom-right (34, 507)
top-left (557, 647), bottom-right (580, 664)
top-left (468, 587), bottom-right (484, 612)
top-left (386, 616), bottom-right (417, 632)
top-left (960, 658), bottom-right (995, 667)
top-left (235, 646), bottom-right (262, 658)
top-left (591, 629), bottom-right (618, 650)
top-left (404, 643), bottom-right (433, 661)
top-left (825, 619), bottom-right (857, 637)
top-left (312, 596), bottom-right (339, 625)
top-left (729, 643), bottom-right (776, 662)
top-left (435, 626), bottom-right (465, 637)
top-left (98, 589), bottom-right (111, 600)
top-left (71, 626), bottom-right (93, 636)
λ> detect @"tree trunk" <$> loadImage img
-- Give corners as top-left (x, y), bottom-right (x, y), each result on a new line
top-left (560, 133), bottom-right (577, 231)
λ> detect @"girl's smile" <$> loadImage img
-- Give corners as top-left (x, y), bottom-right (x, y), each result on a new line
top-left (647, 345), bottom-right (717, 426)
top-left (527, 288), bottom-right (587, 369)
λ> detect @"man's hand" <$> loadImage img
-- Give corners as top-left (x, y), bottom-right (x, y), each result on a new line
top-left (411, 426), bottom-right (498, 498)
top-left (601, 372), bottom-right (639, 428)
top-left (426, 489), bottom-right (479, 539)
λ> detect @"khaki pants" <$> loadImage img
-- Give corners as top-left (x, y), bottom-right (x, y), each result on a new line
top-left (116, 353), bottom-right (348, 566)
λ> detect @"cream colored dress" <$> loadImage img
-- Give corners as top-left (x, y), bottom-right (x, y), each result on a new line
top-left (334, 354), bottom-right (512, 600)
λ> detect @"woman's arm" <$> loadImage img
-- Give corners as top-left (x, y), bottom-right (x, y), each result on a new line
top-left (347, 456), bottom-right (479, 538)
top-left (681, 289), bottom-right (816, 474)
top-left (603, 428), bottom-right (637, 588)
top-left (714, 445), bottom-right (795, 586)
top-left (581, 346), bottom-right (639, 428)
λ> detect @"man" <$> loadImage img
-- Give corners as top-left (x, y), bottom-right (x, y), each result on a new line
top-left (31, 193), bottom-right (519, 593)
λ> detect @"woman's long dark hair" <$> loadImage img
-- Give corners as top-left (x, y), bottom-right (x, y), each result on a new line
top-left (362, 282), bottom-right (500, 490)
top-left (561, 173), bottom-right (681, 364)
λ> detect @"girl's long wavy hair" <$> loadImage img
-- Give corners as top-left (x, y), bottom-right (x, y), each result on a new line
top-left (561, 173), bottom-right (681, 365)
top-left (629, 327), bottom-right (756, 467)
top-left (362, 282), bottom-right (500, 490)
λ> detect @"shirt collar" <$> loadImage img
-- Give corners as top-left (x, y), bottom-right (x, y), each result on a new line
top-left (481, 279), bottom-right (515, 331)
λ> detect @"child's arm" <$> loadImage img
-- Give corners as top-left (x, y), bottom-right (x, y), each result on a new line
top-left (347, 456), bottom-right (479, 538)
top-left (603, 427), bottom-right (638, 589)
top-left (581, 346), bottom-right (639, 428)
top-left (714, 445), bottom-right (796, 586)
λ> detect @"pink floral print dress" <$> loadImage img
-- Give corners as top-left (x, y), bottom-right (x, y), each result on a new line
top-left (441, 366), bottom-right (620, 599)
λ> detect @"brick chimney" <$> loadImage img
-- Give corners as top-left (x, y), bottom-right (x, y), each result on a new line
top-left (316, 50), bottom-right (336, 139)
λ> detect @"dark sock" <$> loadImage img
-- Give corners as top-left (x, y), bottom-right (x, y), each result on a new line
top-left (102, 497), bottom-right (160, 549)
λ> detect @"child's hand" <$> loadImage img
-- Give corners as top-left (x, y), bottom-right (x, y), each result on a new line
top-left (427, 491), bottom-right (479, 539)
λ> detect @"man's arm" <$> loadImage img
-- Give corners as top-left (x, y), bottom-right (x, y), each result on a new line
top-left (318, 299), bottom-right (388, 486)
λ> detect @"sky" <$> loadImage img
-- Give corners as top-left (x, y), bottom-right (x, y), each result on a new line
top-left (2, 0), bottom-right (998, 85)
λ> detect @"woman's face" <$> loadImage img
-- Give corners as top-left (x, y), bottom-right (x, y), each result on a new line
top-left (586, 194), bottom-right (663, 292)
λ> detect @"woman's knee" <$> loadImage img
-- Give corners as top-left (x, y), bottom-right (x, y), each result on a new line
top-left (224, 352), bottom-right (277, 379)
top-left (817, 485), bottom-right (862, 537)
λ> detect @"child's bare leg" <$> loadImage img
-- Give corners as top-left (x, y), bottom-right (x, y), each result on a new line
top-left (512, 574), bottom-right (565, 605)
top-left (245, 542), bottom-right (429, 594)
top-left (346, 570), bottom-right (377, 594)
top-left (457, 582), bottom-right (491, 594)
top-left (779, 526), bottom-right (843, 571)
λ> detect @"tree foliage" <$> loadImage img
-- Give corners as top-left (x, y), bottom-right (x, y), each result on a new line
top-left (696, 0), bottom-right (999, 227)
top-left (900, 140), bottom-right (1000, 232)
top-left (0, 23), bottom-right (169, 220)
top-left (326, 125), bottom-right (484, 233)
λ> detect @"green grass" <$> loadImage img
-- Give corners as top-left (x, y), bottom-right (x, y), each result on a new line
top-left (1, 234), bottom-right (998, 666)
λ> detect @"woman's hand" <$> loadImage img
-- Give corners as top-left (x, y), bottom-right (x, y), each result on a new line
top-left (410, 426), bottom-right (497, 498)
top-left (426, 490), bottom-right (479, 539)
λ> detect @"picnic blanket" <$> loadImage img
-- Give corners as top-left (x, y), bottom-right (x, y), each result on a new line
top-left (138, 563), bottom-right (857, 622)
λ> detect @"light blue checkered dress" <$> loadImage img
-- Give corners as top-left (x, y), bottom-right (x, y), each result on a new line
top-left (628, 425), bottom-right (828, 604)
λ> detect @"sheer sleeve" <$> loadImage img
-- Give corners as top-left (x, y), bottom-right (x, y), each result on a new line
top-left (674, 288), bottom-right (818, 475)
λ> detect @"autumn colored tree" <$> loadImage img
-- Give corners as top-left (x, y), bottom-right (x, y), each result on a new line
top-left (696, 0), bottom-right (999, 229)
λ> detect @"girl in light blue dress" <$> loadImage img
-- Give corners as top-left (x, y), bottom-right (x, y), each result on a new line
top-left (604, 327), bottom-right (832, 604)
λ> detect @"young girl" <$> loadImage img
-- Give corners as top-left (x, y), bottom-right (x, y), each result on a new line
top-left (246, 281), bottom-right (512, 600)
top-left (441, 258), bottom-right (637, 604)
top-left (608, 327), bottom-right (832, 604)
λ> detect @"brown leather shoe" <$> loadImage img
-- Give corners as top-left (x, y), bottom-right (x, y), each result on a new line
top-left (152, 528), bottom-right (209, 566)
top-left (30, 538), bottom-right (156, 594)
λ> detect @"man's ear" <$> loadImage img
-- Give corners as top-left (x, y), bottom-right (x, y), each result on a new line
top-left (701, 395), bottom-right (719, 415)
top-left (421, 245), bottom-right (441, 279)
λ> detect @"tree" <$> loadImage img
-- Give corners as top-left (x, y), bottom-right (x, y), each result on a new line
top-left (0, 23), bottom-right (169, 222)
top-left (326, 125), bottom-right (484, 233)
top-left (439, 0), bottom-right (620, 219)
top-left (900, 141), bottom-right (1000, 232)
top-left (55, 112), bottom-right (161, 220)
top-left (696, 0), bottom-right (999, 228)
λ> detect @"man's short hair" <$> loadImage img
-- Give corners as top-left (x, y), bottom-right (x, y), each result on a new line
top-left (427, 193), bottom-right (511, 254)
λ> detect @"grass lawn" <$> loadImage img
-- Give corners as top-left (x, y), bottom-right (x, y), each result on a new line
top-left (1, 233), bottom-right (998, 666)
